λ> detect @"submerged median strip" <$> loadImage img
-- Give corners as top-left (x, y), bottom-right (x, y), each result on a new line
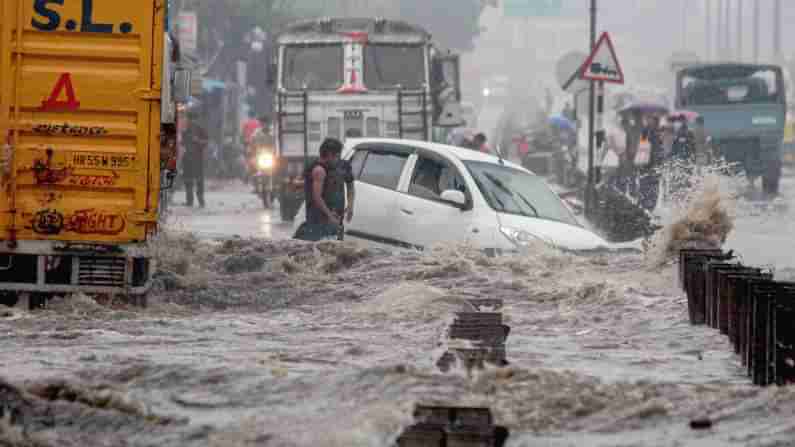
top-left (396, 299), bottom-right (511, 446)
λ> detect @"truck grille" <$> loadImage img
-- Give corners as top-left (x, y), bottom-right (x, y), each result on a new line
top-left (78, 257), bottom-right (126, 287)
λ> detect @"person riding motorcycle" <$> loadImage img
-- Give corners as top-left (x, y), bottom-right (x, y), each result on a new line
top-left (247, 119), bottom-right (277, 208)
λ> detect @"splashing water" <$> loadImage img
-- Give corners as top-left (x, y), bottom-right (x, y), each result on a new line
top-left (646, 159), bottom-right (743, 266)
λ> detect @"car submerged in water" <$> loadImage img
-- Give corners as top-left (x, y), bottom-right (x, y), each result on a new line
top-left (292, 138), bottom-right (608, 252)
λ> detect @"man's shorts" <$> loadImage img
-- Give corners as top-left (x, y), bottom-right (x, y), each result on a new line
top-left (293, 222), bottom-right (340, 241)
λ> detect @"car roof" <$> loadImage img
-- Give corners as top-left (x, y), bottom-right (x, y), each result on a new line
top-left (344, 138), bottom-right (531, 173)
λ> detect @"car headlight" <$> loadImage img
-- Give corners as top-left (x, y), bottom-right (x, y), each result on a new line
top-left (500, 226), bottom-right (553, 248)
top-left (257, 153), bottom-right (274, 170)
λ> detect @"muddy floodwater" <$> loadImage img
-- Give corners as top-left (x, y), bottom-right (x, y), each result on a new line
top-left (2, 174), bottom-right (795, 446)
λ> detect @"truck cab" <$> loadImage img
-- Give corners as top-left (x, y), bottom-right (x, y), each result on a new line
top-left (676, 63), bottom-right (786, 196)
top-left (271, 18), bottom-right (464, 221)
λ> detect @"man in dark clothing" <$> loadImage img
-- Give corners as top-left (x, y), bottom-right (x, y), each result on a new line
top-left (638, 116), bottom-right (665, 211)
top-left (670, 118), bottom-right (696, 162)
top-left (668, 117), bottom-right (697, 196)
top-left (463, 133), bottom-right (487, 152)
top-left (182, 116), bottom-right (208, 208)
top-left (293, 138), bottom-right (355, 241)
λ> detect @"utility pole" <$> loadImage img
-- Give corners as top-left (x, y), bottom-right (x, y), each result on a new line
top-left (716, 0), bottom-right (723, 60)
top-left (753, 0), bottom-right (760, 62)
top-left (736, 0), bottom-right (742, 61)
top-left (585, 0), bottom-right (597, 219)
top-left (725, 0), bottom-right (731, 60)
top-left (681, 0), bottom-right (687, 50)
top-left (706, 0), bottom-right (711, 60)
top-left (774, 0), bottom-right (782, 62)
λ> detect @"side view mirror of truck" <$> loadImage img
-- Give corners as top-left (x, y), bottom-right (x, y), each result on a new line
top-left (431, 53), bottom-right (465, 127)
top-left (173, 69), bottom-right (191, 104)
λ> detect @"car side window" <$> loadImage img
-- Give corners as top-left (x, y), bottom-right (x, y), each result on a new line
top-left (408, 156), bottom-right (467, 202)
top-left (358, 150), bottom-right (409, 190)
top-left (349, 149), bottom-right (368, 179)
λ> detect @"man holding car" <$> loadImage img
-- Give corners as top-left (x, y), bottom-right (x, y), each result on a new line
top-left (293, 138), bottom-right (355, 241)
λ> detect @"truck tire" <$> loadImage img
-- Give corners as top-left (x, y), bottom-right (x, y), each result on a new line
top-left (0, 292), bottom-right (17, 308)
top-left (762, 159), bottom-right (782, 198)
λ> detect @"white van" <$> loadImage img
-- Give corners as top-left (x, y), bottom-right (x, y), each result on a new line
top-left (292, 138), bottom-right (607, 252)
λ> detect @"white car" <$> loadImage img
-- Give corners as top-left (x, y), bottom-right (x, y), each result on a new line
top-left (292, 138), bottom-right (608, 252)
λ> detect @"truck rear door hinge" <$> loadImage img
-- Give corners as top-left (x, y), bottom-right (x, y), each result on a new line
top-left (128, 211), bottom-right (158, 224)
top-left (134, 89), bottom-right (162, 101)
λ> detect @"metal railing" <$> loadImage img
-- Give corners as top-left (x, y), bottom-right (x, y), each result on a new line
top-left (680, 249), bottom-right (794, 386)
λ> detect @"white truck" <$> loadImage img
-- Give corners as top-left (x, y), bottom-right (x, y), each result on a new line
top-left (269, 18), bottom-right (464, 221)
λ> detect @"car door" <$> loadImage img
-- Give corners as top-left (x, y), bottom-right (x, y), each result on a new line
top-left (345, 143), bottom-right (414, 248)
top-left (393, 151), bottom-right (482, 249)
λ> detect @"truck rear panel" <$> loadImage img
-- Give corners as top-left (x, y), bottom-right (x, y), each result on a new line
top-left (0, 0), bottom-right (163, 245)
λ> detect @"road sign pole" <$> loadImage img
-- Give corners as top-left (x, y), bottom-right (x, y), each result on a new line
top-left (596, 80), bottom-right (605, 181)
top-left (585, 0), bottom-right (597, 219)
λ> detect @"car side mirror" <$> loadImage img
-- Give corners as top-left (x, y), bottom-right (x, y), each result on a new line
top-left (173, 68), bottom-right (191, 103)
top-left (440, 189), bottom-right (467, 209)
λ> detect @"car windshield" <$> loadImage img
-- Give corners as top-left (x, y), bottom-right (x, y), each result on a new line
top-left (283, 44), bottom-right (343, 90)
top-left (680, 67), bottom-right (783, 106)
top-left (364, 44), bottom-right (425, 89)
top-left (465, 161), bottom-right (578, 226)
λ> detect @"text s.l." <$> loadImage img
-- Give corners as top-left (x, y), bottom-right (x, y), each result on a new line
top-left (32, 0), bottom-right (134, 34)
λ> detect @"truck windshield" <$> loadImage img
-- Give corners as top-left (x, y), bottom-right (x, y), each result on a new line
top-left (465, 161), bottom-right (579, 227)
top-left (364, 44), bottom-right (425, 89)
top-left (283, 44), bottom-right (343, 90)
top-left (680, 66), bottom-right (783, 106)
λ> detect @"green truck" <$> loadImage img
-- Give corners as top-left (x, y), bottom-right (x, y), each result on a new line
top-left (676, 63), bottom-right (786, 196)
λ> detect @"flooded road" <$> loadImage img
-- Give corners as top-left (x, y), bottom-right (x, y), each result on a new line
top-left (164, 182), bottom-right (295, 241)
top-left (2, 172), bottom-right (795, 446)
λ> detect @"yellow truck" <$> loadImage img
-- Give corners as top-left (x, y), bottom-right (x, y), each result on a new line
top-left (0, 0), bottom-right (188, 307)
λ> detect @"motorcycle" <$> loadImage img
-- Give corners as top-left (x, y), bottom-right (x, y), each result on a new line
top-left (248, 131), bottom-right (276, 209)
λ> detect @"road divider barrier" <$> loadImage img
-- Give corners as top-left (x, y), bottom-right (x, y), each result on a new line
top-left (396, 299), bottom-right (511, 446)
top-left (680, 249), bottom-right (795, 387)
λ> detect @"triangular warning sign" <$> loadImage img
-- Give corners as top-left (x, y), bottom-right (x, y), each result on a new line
top-left (579, 32), bottom-right (625, 84)
top-left (40, 73), bottom-right (81, 111)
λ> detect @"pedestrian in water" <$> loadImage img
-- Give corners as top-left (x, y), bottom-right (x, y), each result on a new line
top-left (293, 138), bottom-right (355, 242)
top-left (668, 116), bottom-right (696, 195)
top-left (692, 116), bottom-right (709, 167)
top-left (182, 113), bottom-right (208, 208)
top-left (638, 115), bottom-right (665, 211)
top-left (464, 133), bottom-right (488, 152)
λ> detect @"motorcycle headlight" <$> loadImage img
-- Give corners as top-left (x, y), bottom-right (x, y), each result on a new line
top-left (500, 226), bottom-right (554, 249)
top-left (257, 153), bottom-right (274, 170)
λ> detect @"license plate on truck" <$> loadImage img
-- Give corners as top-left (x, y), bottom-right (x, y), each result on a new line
top-left (71, 152), bottom-right (136, 170)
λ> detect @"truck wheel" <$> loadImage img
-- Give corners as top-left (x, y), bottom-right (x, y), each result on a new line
top-left (762, 159), bottom-right (782, 198)
top-left (0, 292), bottom-right (18, 308)
top-left (29, 293), bottom-right (50, 310)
